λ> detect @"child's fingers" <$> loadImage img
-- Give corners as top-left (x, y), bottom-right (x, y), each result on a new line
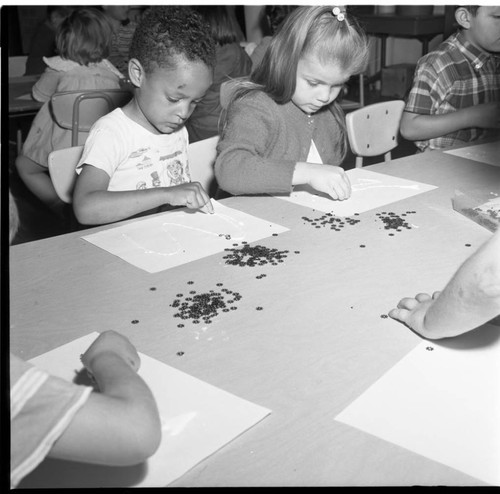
top-left (388, 307), bottom-right (409, 322)
top-left (200, 199), bottom-right (214, 214)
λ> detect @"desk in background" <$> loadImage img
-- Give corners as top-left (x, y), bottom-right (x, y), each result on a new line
top-left (10, 146), bottom-right (499, 487)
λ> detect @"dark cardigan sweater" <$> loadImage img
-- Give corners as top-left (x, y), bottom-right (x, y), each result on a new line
top-left (214, 90), bottom-right (345, 195)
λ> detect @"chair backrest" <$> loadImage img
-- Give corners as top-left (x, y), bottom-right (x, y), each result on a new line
top-left (8, 56), bottom-right (27, 78)
top-left (50, 89), bottom-right (133, 146)
top-left (48, 146), bottom-right (84, 203)
top-left (345, 99), bottom-right (405, 168)
top-left (188, 135), bottom-right (220, 197)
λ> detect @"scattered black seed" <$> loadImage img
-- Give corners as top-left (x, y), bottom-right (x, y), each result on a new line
top-left (426, 346), bottom-right (434, 351)
top-left (256, 306), bottom-right (263, 311)
top-left (177, 324), bottom-right (184, 328)
top-left (376, 210), bottom-right (416, 235)
top-left (131, 319), bottom-right (139, 324)
top-left (176, 351), bottom-right (185, 356)
top-left (465, 243), bottom-right (471, 247)
top-left (223, 243), bottom-right (295, 267)
top-left (302, 212), bottom-right (361, 231)
top-left (150, 287), bottom-right (156, 291)
top-left (360, 244), bottom-right (366, 248)
top-left (171, 282), bottom-right (243, 325)
top-left (380, 314), bottom-right (388, 319)
top-left (272, 233), bottom-right (278, 236)
top-left (187, 281), bottom-right (194, 285)
top-left (189, 290), bottom-right (196, 294)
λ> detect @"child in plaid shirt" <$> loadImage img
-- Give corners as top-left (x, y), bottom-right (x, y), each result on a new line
top-left (400, 6), bottom-right (500, 152)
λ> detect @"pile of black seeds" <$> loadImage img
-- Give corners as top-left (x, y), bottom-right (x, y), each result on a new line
top-left (376, 211), bottom-right (415, 235)
top-left (301, 213), bottom-right (361, 230)
top-left (171, 282), bottom-right (242, 327)
top-left (223, 242), bottom-right (293, 267)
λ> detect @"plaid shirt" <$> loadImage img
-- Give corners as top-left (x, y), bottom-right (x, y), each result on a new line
top-left (405, 31), bottom-right (500, 151)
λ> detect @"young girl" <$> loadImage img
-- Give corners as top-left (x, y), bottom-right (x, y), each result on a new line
top-left (15, 7), bottom-right (123, 217)
top-left (214, 6), bottom-right (369, 201)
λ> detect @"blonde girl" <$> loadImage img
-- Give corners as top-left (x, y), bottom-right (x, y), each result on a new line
top-left (214, 5), bottom-right (369, 201)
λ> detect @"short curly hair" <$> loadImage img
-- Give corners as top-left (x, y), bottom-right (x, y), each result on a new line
top-left (129, 6), bottom-right (216, 74)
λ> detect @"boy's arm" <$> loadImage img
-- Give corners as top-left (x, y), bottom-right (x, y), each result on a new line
top-left (47, 331), bottom-right (161, 466)
top-left (389, 230), bottom-right (500, 339)
top-left (72, 165), bottom-right (211, 225)
top-left (400, 103), bottom-right (500, 141)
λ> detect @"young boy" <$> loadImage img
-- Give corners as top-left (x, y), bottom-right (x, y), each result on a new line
top-left (389, 229), bottom-right (500, 339)
top-left (9, 192), bottom-right (161, 488)
top-left (400, 5), bottom-right (500, 152)
top-left (72, 7), bottom-right (216, 225)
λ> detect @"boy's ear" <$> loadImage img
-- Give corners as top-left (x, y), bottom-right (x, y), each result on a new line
top-left (128, 58), bottom-right (145, 87)
top-left (455, 7), bottom-right (472, 30)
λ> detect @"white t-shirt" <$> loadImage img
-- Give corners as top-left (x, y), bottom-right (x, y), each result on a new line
top-left (307, 139), bottom-right (323, 164)
top-left (77, 108), bottom-right (191, 191)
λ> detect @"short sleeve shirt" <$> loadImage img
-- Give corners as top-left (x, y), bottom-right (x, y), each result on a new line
top-left (10, 354), bottom-right (92, 488)
top-left (77, 108), bottom-right (191, 191)
top-left (405, 31), bottom-right (500, 151)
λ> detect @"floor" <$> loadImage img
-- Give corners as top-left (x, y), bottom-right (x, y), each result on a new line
top-left (8, 89), bottom-right (418, 246)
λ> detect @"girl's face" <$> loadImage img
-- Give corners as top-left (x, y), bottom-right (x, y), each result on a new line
top-left (130, 59), bottom-right (212, 135)
top-left (293, 53), bottom-right (351, 115)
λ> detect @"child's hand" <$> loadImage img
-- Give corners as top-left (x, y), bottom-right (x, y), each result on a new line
top-left (466, 102), bottom-right (500, 129)
top-left (81, 330), bottom-right (141, 374)
top-left (165, 182), bottom-right (214, 213)
top-left (388, 291), bottom-right (441, 333)
top-left (303, 163), bottom-right (351, 200)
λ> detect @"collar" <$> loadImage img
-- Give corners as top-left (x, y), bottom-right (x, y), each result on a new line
top-left (454, 30), bottom-right (500, 71)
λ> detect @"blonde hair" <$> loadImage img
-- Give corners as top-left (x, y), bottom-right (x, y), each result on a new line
top-left (224, 6), bottom-right (369, 160)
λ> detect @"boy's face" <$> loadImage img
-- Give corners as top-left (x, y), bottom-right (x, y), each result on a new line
top-left (131, 59), bottom-right (213, 135)
top-left (293, 53), bottom-right (351, 115)
top-left (465, 6), bottom-right (500, 53)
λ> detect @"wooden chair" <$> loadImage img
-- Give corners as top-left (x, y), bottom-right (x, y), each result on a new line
top-left (47, 145), bottom-right (84, 204)
top-left (188, 135), bottom-right (220, 197)
top-left (345, 99), bottom-right (405, 168)
top-left (50, 89), bottom-right (132, 147)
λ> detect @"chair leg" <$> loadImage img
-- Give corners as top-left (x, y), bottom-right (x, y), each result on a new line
top-left (355, 156), bottom-right (363, 168)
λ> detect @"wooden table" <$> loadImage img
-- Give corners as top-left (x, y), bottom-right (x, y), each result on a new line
top-left (10, 145), bottom-right (499, 487)
top-left (8, 75), bottom-right (43, 115)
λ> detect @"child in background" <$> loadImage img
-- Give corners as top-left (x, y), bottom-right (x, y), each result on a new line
top-left (389, 229), bottom-right (500, 339)
top-left (9, 191), bottom-right (161, 488)
top-left (24, 6), bottom-right (73, 76)
top-left (400, 5), bottom-right (500, 152)
top-left (102, 5), bottom-right (137, 76)
top-left (72, 7), bottom-right (216, 226)
top-left (186, 5), bottom-right (252, 143)
top-left (214, 6), bottom-right (368, 200)
top-left (15, 8), bottom-right (123, 218)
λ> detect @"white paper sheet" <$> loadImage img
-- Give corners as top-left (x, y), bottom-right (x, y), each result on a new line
top-left (335, 323), bottom-right (500, 486)
top-left (444, 141), bottom-right (500, 167)
top-left (82, 201), bottom-right (288, 273)
top-left (28, 332), bottom-right (271, 487)
top-left (274, 168), bottom-right (437, 215)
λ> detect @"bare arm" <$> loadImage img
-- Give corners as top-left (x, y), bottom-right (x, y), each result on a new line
top-left (389, 230), bottom-right (500, 339)
top-left (72, 165), bottom-right (212, 225)
top-left (47, 331), bottom-right (161, 466)
top-left (400, 103), bottom-right (500, 141)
